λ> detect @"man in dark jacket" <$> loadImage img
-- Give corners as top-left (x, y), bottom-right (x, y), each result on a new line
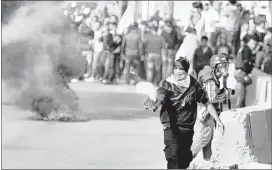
top-left (194, 36), bottom-right (213, 77)
top-left (121, 22), bottom-right (143, 85)
top-left (99, 20), bottom-right (115, 83)
top-left (161, 21), bottom-right (179, 80)
top-left (144, 57), bottom-right (224, 169)
top-left (144, 25), bottom-right (166, 86)
top-left (235, 35), bottom-right (257, 108)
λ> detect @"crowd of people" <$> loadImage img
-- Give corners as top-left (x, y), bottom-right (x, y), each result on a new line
top-left (63, 0), bottom-right (271, 87)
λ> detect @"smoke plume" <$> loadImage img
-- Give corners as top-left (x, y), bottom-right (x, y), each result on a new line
top-left (2, 1), bottom-right (86, 121)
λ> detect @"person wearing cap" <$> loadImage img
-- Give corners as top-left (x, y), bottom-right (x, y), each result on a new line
top-left (191, 54), bottom-right (229, 162)
top-left (161, 20), bottom-right (179, 80)
top-left (144, 57), bottom-right (225, 169)
top-left (144, 25), bottom-right (167, 86)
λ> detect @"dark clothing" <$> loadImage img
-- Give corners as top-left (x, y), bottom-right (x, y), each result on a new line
top-left (235, 45), bottom-right (253, 74)
top-left (163, 127), bottom-right (194, 169)
top-left (236, 81), bottom-right (246, 108)
top-left (144, 33), bottom-right (166, 56)
top-left (157, 75), bottom-right (209, 169)
top-left (121, 30), bottom-right (143, 59)
top-left (161, 30), bottom-right (179, 50)
top-left (235, 45), bottom-right (253, 108)
top-left (157, 76), bottom-right (209, 131)
top-left (194, 46), bottom-right (213, 74)
top-left (102, 32), bottom-right (114, 51)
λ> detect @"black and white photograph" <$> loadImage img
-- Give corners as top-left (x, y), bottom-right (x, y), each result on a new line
top-left (1, 0), bottom-right (272, 169)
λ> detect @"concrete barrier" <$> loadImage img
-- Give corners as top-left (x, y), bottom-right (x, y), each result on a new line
top-left (246, 68), bottom-right (272, 106)
top-left (211, 104), bottom-right (271, 168)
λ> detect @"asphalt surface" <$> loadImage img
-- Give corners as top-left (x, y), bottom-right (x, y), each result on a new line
top-left (2, 81), bottom-right (238, 169)
top-left (2, 82), bottom-right (166, 169)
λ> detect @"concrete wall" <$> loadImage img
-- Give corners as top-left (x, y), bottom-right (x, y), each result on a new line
top-left (246, 68), bottom-right (272, 106)
top-left (211, 105), bottom-right (271, 168)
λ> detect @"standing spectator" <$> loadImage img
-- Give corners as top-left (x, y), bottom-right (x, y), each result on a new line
top-left (108, 22), bottom-right (122, 83)
top-left (144, 26), bottom-right (167, 86)
top-left (175, 27), bottom-right (198, 78)
top-left (245, 22), bottom-right (262, 60)
top-left (193, 36), bottom-right (213, 77)
top-left (186, 2), bottom-right (204, 42)
top-left (121, 22), bottom-right (143, 85)
top-left (87, 21), bottom-right (103, 82)
top-left (217, 0), bottom-right (240, 53)
top-left (261, 43), bottom-right (272, 74)
top-left (202, 1), bottom-right (220, 48)
top-left (101, 20), bottom-right (115, 84)
top-left (78, 26), bottom-right (94, 81)
top-left (234, 35), bottom-right (257, 108)
top-left (161, 21), bottom-right (179, 80)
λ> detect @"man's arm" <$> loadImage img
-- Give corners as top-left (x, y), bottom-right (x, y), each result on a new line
top-left (197, 84), bottom-right (225, 134)
top-left (204, 102), bottom-right (222, 125)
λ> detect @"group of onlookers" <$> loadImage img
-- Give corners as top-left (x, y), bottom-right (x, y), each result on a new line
top-left (63, 0), bottom-right (272, 87)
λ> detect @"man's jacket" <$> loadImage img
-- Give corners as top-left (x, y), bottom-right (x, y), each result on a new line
top-left (156, 75), bottom-right (209, 131)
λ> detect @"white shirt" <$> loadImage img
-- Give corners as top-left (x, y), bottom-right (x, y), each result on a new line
top-left (202, 8), bottom-right (220, 33)
top-left (93, 30), bottom-right (103, 52)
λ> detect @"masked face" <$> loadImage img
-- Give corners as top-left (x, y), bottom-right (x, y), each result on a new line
top-left (214, 62), bottom-right (229, 78)
top-left (173, 68), bottom-right (188, 81)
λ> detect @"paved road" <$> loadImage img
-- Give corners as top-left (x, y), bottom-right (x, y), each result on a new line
top-left (2, 82), bottom-right (166, 169)
top-left (2, 81), bottom-right (238, 169)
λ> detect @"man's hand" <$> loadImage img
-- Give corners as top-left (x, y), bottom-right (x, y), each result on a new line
top-left (205, 102), bottom-right (225, 135)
